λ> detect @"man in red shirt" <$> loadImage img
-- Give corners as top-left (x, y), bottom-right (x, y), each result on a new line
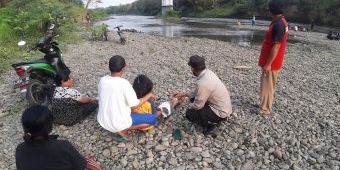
top-left (258, 0), bottom-right (288, 116)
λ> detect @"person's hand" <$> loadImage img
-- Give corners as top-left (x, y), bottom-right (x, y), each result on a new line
top-left (149, 93), bottom-right (156, 100)
top-left (173, 92), bottom-right (187, 98)
top-left (262, 64), bottom-right (271, 71)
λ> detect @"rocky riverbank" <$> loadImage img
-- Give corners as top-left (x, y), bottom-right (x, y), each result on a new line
top-left (0, 27), bottom-right (339, 170)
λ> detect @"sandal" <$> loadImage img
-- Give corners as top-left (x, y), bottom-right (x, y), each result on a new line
top-left (113, 133), bottom-right (130, 142)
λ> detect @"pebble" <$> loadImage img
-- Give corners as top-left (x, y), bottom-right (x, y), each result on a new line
top-left (0, 29), bottom-right (338, 170)
top-left (201, 151), bottom-right (210, 158)
top-left (273, 148), bottom-right (283, 159)
top-left (102, 149), bottom-right (110, 157)
top-left (155, 144), bottom-right (167, 151)
top-left (190, 147), bottom-right (203, 153)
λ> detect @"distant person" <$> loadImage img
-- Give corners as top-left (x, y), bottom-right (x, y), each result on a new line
top-left (252, 15), bottom-right (256, 26)
top-left (85, 13), bottom-right (91, 24)
top-left (257, 0), bottom-right (288, 116)
top-left (293, 25), bottom-right (298, 31)
top-left (327, 31), bottom-right (333, 40)
top-left (310, 19), bottom-right (314, 31)
top-left (236, 19), bottom-right (241, 26)
top-left (15, 105), bottom-right (102, 170)
top-left (173, 55), bottom-right (232, 135)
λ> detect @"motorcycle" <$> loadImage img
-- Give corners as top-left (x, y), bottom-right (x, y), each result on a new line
top-left (11, 34), bottom-right (69, 106)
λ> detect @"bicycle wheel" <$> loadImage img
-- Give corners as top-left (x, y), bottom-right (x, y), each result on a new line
top-left (120, 37), bottom-right (126, 45)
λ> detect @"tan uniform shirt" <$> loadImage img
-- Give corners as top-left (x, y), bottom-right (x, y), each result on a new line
top-left (189, 69), bottom-right (232, 118)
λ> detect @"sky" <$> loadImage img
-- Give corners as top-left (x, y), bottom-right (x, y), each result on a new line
top-left (93, 0), bottom-right (137, 8)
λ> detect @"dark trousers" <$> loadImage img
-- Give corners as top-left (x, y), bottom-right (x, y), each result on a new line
top-left (185, 103), bottom-right (225, 127)
top-left (78, 100), bottom-right (98, 120)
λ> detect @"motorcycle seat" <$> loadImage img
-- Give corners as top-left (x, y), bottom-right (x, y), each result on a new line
top-left (12, 58), bottom-right (48, 67)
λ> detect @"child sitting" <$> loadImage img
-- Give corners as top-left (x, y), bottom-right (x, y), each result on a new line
top-left (132, 75), bottom-right (158, 131)
top-left (132, 74), bottom-right (179, 130)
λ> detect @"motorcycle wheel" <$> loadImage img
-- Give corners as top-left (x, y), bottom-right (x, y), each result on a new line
top-left (26, 79), bottom-right (50, 106)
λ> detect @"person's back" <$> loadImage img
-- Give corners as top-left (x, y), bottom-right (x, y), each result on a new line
top-left (97, 76), bottom-right (138, 132)
top-left (132, 74), bottom-right (154, 115)
top-left (16, 138), bottom-right (84, 170)
top-left (133, 101), bottom-right (152, 114)
top-left (197, 69), bottom-right (232, 118)
top-left (15, 105), bottom-right (86, 170)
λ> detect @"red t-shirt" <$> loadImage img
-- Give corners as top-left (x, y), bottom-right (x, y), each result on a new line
top-left (258, 16), bottom-right (288, 70)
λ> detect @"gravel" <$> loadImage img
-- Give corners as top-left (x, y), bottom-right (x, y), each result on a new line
top-left (0, 26), bottom-right (339, 169)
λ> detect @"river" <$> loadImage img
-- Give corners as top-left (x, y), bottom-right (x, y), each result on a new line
top-left (99, 15), bottom-right (307, 46)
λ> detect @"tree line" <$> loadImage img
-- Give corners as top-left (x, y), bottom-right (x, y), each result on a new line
top-left (105, 0), bottom-right (340, 27)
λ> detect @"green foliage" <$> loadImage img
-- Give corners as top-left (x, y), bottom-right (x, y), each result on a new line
top-left (0, 0), bottom-right (99, 73)
top-left (91, 10), bottom-right (108, 20)
top-left (106, 0), bottom-right (340, 27)
top-left (160, 10), bottom-right (181, 19)
top-left (232, 3), bottom-right (248, 16)
top-left (196, 6), bottom-right (233, 18)
top-left (105, 0), bottom-right (161, 16)
top-left (0, 8), bottom-right (16, 41)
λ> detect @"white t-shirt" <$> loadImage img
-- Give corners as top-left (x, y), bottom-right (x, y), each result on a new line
top-left (97, 76), bottom-right (140, 133)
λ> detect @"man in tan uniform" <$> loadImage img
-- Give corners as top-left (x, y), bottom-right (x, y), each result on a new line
top-left (173, 55), bottom-right (232, 135)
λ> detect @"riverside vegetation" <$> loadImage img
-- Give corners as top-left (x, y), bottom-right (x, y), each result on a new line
top-left (0, 0), bottom-right (107, 73)
top-left (106, 0), bottom-right (340, 27)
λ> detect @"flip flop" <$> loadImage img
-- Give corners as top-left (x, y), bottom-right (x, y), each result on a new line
top-left (172, 129), bottom-right (182, 140)
top-left (112, 133), bottom-right (126, 142)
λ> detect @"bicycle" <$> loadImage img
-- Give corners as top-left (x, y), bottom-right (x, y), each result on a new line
top-left (113, 25), bottom-right (126, 44)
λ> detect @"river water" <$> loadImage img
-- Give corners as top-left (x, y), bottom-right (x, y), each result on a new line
top-left (100, 15), bottom-right (301, 46)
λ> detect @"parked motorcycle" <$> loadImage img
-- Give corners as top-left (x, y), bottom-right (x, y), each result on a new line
top-left (11, 34), bottom-right (69, 106)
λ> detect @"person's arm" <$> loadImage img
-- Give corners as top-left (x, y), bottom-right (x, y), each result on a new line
top-left (64, 141), bottom-right (87, 170)
top-left (78, 95), bottom-right (92, 103)
top-left (173, 92), bottom-right (189, 98)
top-left (131, 93), bottom-right (155, 110)
top-left (190, 84), bottom-right (211, 110)
top-left (263, 43), bottom-right (281, 70)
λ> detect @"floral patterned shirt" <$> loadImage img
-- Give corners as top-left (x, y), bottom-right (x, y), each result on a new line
top-left (53, 87), bottom-right (81, 101)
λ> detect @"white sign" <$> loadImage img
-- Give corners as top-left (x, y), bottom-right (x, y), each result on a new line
top-left (162, 0), bottom-right (173, 6)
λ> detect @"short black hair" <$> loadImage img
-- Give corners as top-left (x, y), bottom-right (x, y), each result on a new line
top-left (109, 55), bottom-right (126, 73)
top-left (188, 55), bottom-right (206, 71)
top-left (133, 74), bottom-right (153, 98)
top-left (268, 0), bottom-right (284, 15)
top-left (22, 105), bottom-right (54, 142)
top-left (55, 70), bottom-right (70, 86)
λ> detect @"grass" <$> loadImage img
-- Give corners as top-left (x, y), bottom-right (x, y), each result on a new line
top-left (0, 42), bottom-right (30, 74)
top-left (159, 10), bottom-right (181, 20)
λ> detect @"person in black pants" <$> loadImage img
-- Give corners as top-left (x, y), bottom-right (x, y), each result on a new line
top-left (173, 55), bottom-right (232, 135)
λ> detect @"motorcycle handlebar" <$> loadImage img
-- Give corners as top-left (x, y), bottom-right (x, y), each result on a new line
top-left (25, 34), bottom-right (60, 53)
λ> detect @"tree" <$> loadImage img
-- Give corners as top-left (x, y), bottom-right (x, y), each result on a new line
top-left (0, 0), bottom-right (13, 8)
top-left (83, 0), bottom-right (102, 9)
